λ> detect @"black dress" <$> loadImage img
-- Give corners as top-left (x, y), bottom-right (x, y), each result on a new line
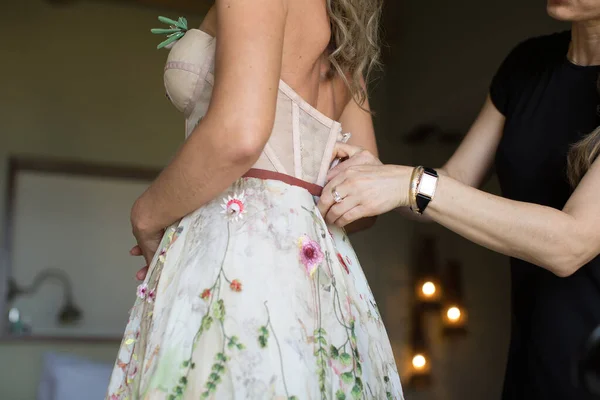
top-left (492, 31), bottom-right (600, 399)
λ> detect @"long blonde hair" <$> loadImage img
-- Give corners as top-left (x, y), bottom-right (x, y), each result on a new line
top-left (567, 75), bottom-right (600, 187)
top-left (326, 0), bottom-right (383, 106)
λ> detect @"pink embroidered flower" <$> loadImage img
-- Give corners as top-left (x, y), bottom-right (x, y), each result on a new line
top-left (147, 289), bottom-right (156, 303)
top-left (221, 192), bottom-right (246, 221)
top-left (136, 283), bottom-right (148, 300)
top-left (201, 289), bottom-right (211, 300)
top-left (158, 249), bottom-right (167, 263)
top-left (337, 253), bottom-right (350, 274)
top-left (298, 235), bottom-right (324, 276)
top-left (230, 279), bottom-right (242, 292)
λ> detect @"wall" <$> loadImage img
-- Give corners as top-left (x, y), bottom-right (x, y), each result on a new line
top-left (0, 0), bottom-right (565, 399)
top-left (0, 1), bottom-right (201, 399)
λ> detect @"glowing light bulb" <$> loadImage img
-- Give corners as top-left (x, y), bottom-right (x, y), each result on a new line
top-left (421, 281), bottom-right (436, 297)
top-left (446, 306), bottom-right (461, 322)
top-left (412, 354), bottom-right (427, 370)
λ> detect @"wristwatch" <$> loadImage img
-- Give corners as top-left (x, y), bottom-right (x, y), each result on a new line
top-left (414, 167), bottom-right (439, 215)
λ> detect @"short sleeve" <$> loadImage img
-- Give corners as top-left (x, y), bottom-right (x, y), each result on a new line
top-left (490, 38), bottom-right (534, 116)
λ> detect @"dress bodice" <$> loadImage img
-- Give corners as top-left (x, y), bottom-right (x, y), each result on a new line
top-left (163, 29), bottom-right (345, 186)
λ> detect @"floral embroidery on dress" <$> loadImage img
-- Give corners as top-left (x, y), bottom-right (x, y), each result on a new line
top-left (107, 16), bottom-right (403, 398)
top-left (136, 283), bottom-right (149, 300)
top-left (298, 235), bottom-right (324, 276)
top-left (147, 289), bottom-right (156, 303)
top-left (337, 252), bottom-right (350, 274)
top-left (221, 192), bottom-right (246, 221)
top-left (229, 279), bottom-right (242, 292)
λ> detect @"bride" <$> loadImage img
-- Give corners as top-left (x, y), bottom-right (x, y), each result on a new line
top-left (106, 0), bottom-right (403, 398)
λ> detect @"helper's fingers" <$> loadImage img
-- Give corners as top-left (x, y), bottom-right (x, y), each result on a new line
top-left (318, 172), bottom-right (350, 217)
top-left (330, 142), bottom-right (364, 161)
top-left (324, 189), bottom-right (360, 225)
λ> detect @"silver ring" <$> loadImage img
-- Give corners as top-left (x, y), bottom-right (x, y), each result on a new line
top-left (333, 190), bottom-right (343, 204)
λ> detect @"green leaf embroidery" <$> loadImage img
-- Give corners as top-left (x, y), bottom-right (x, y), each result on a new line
top-left (150, 28), bottom-right (180, 35)
top-left (258, 325), bottom-right (270, 348)
top-left (213, 299), bottom-right (226, 321)
top-left (336, 390), bottom-right (347, 400)
top-left (351, 385), bottom-right (362, 399)
top-left (316, 347), bottom-right (329, 357)
top-left (227, 335), bottom-right (240, 349)
top-left (340, 352), bottom-right (352, 366)
top-left (158, 16), bottom-right (188, 30)
top-left (356, 361), bottom-right (362, 376)
top-left (351, 377), bottom-right (364, 398)
top-left (341, 372), bottom-right (354, 385)
top-left (201, 315), bottom-right (213, 333)
top-left (330, 345), bottom-right (339, 359)
top-left (152, 16), bottom-right (189, 49)
top-left (314, 328), bottom-right (328, 336)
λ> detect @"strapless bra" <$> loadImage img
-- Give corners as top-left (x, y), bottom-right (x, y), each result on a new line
top-left (163, 29), bottom-right (345, 187)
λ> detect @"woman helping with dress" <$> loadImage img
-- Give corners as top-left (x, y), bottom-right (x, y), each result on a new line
top-left (318, 1), bottom-right (600, 398)
top-left (106, 0), bottom-right (403, 399)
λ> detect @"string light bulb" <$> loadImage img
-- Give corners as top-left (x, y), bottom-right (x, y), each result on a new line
top-left (446, 306), bottom-right (461, 322)
top-left (441, 260), bottom-right (468, 336)
top-left (412, 236), bottom-right (442, 307)
top-left (412, 354), bottom-right (427, 370)
top-left (421, 281), bottom-right (436, 297)
top-left (408, 305), bottom-right (432, 387)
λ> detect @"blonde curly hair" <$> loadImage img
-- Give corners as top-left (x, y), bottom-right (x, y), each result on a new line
top-left (567, 75), bottom-right (600, 187)
top-left (326, 0), bottom-right (383, 106)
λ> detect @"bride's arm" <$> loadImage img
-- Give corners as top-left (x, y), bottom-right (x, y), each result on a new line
top-left (131, 0), bottom-right (288, 240)
top-left (338, 78), bottom-right (379, 234)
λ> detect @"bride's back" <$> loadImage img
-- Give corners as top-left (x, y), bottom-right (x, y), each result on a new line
top-left (199, 1), bottom-right (351, 122)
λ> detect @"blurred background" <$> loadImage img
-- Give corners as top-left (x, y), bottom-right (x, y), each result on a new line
top-left (0, 0), bottom-right (566, 399)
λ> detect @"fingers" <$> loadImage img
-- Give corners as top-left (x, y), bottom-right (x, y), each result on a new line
top-left (324, 190), bottom-right (360, 225)
top-left (327, 147), bottom-right (381, 182)
top-left (327, 153), bottom-right (364, 182)
top-left (130, 245), bottom-right (143, 256)
top-left (331, 142), bottom-right (363, 160)
top-left (318, 173), bottom-right (350, 217)
top-left (136, 266), bottom-right (149, 281)
top-left (333, 205), bottom-right (369, 227)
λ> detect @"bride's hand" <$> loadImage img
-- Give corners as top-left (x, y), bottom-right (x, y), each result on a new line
top-left (317, 143), bottom-right (412, 226)
top-left (130, 215), bottom-right (164, 281)
top-left (130, 245), bottom-right (151, 281)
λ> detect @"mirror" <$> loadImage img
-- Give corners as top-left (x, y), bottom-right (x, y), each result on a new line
top-left (1, 156), bottom-right (159, 341)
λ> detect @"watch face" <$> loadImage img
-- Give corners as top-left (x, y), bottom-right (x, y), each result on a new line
top-left (419, 173), bottom-right (438, 197)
